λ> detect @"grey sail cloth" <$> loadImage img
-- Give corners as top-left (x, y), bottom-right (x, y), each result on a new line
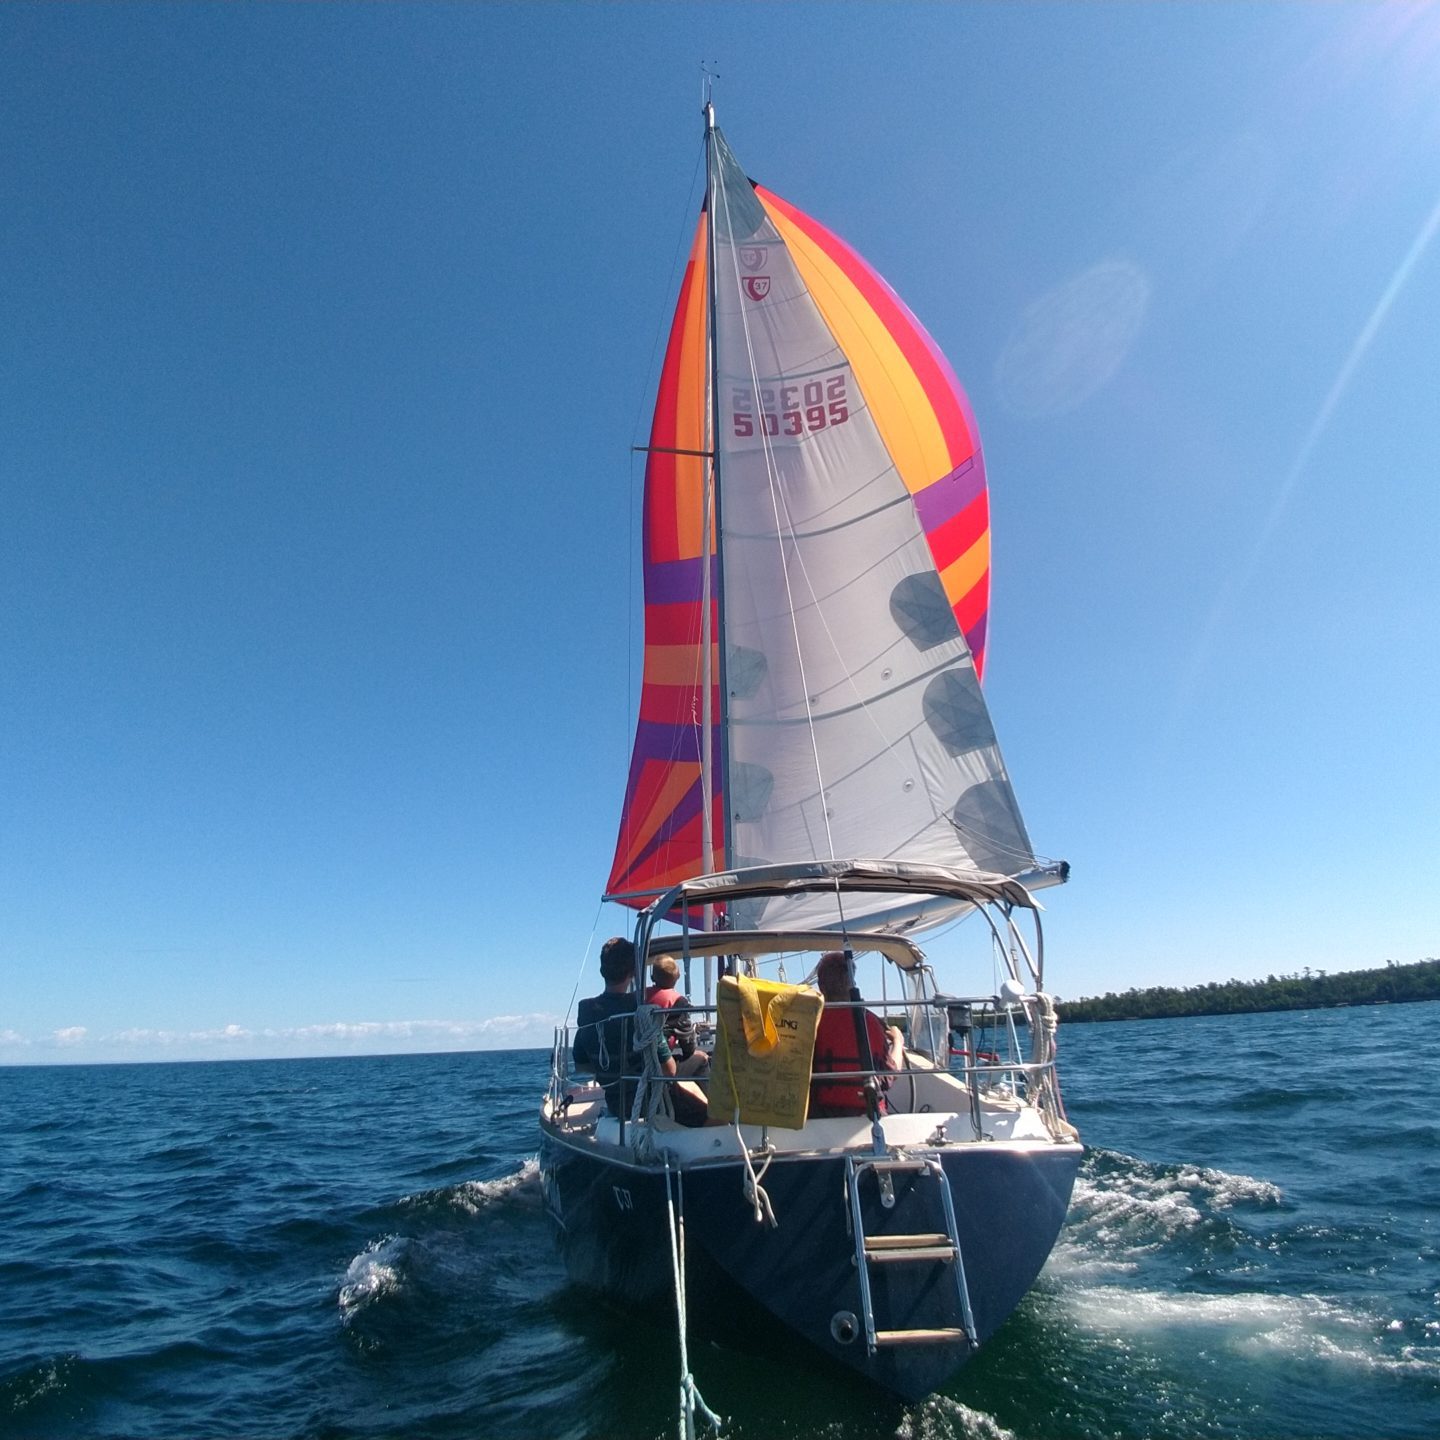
top-left (705, 128), bottom-right (1036, 931)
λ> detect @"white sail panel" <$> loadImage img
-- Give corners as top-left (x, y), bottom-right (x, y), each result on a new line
top-left (707, 131), bottom-right (1035, 927)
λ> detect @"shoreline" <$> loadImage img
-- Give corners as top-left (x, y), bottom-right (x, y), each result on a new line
top-left (1056, 957), bottom-right (1438, 1024)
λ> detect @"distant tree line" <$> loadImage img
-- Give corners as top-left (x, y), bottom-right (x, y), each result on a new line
top-left (1055, 957), bottom-right (1440, 1023)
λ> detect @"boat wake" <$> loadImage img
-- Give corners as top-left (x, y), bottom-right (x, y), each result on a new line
top-left (1060, 1284), bottom-right (1440, 1377)
top-left (337, 1235), bottom-right (408, 1323)
top-left (1051, 1146), bottom-right (1285, 1274)
top-left (898, 1394), bottom-right (1020, 1440)
top-left (336, 1158), bottom-right (556, 1354)
top-left (996, 1147), bottom-right (1440, 1436)
top-left (395, 1155), bottom-right (544, 1217)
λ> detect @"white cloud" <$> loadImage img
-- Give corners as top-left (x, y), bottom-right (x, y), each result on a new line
top-left (275, 1015), bottom-right (560, 1046)
top-left (2, 1013), bottom-right (564, 1064)
top-left (110, 1029), bottom-right (178, 1046)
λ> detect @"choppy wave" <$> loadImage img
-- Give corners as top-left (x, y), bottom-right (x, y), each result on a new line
top-left (899, 1395), bottom-right (1019, 1440)
top-left (337, 1235), bottom-right (408, 1322)
top-left (335, 1155), bottom-right (562, 1378)
top-left (395, 1156), bottom-right (543, 1217)
top-left (1046, 1147), bottom-right (1285, 1279)
top-left (1017, 1133), bottom-right (1440, 1438)
top-left (0, 1353), bottom-right (82, 1418)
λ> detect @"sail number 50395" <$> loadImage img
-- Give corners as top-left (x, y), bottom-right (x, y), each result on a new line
top-left (732, 376), bottom-right (850, 438)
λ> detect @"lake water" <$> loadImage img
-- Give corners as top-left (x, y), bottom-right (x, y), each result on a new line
top-left (3, 1003), bottom-right (1437, 1438)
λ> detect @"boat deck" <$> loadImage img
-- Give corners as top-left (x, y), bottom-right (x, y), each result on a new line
top-left (546, 1051), bottom-right (1062, 1162)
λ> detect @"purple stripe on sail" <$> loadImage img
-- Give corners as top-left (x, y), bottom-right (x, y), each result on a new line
top-left (627, 720), bottom-right (703, 768)
top-left (627, 777), bottom-right (711, 873)
top-left (913, 456), bottom-right (986, 533)
top-left (618, 722), bottom-right (723, 850)
top-left (963, 613), bottom-right (988, 660)
top-left (645, 555), bottom-right (719, 606)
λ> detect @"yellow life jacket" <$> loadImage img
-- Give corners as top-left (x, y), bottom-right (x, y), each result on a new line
top-left (709, 975), bottom-right (823, 1130)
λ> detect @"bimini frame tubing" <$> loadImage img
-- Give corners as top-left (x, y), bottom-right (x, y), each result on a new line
top-left (634, 859), bottom-right (1039, 957)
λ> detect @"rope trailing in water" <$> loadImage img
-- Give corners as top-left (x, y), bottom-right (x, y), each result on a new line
top-left (663, 1159), bottom-right (723, 1440)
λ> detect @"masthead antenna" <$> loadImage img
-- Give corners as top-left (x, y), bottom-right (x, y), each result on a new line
top-left (701, 62), bottom-right (719, 125)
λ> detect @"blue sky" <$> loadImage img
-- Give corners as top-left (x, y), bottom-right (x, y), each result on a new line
top-left (3, 3), bottom-right (1437, 1065)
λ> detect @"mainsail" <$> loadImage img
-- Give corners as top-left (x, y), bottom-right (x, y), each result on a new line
top-left (607, 123), bottom-right (1040, 928)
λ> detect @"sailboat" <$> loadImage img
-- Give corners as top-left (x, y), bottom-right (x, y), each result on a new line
top-left (539, 104), bottom-right (1081, 1405)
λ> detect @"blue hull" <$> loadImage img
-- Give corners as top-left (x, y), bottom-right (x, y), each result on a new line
top-left (539, 1125), bottom-right (1081, 1401)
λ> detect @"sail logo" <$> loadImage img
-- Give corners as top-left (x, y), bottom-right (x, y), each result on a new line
top-left (743, 276), bottom-right (771, 302)
top-left (739, 245), bottom-right (767, 271)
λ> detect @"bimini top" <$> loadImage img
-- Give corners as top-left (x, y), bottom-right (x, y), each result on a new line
top-left (642, 859), bottom-right (1042, 931)
top-left (643, 926), bottom-right (930, 972)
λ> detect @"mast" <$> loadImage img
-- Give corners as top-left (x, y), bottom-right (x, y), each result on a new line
top-left (700, 98), bottom-right (734, 996)
top-left (699, 100), bottom-right (716, 886)
top-left (701, 100), bottom-right (732, 884)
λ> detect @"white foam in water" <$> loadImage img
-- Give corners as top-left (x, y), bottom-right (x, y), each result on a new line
top-left (394, 1156), bottom-right (543, 1217)
top-left (1059, 1281), bottom-right (1440, 1379)
top-left (1169, 1163), bottom-right (1283, 1209)
top-left (8, 1356), bottom-right (75, 1409)
top-left (1042, 1250), bottom-right (1146, 1281)
top-left (1039, 1152), bottom-right (1440, 1379)
top-left (1044, 1174), bottom-right (1203, 1279)
top-left (1072, 1172), bottom-right (1204, 1234)
top-left (337, 1235), bottom-right (407, 1320)
top-left (1053, 1151), bottom-right (1285, 1272)
top-left (898, 1394), bottom-right (1018, 1440)
top-left (1067, 1286), bottom-right (1343, 1333)
top-left (1237, 1308), bottom-right (1440, 1378)
top-left (447, 1156), bottom-right (542, 1215)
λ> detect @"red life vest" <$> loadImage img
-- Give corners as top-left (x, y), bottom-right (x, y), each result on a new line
top-left (810, 1006), bottom-right (890, 1116)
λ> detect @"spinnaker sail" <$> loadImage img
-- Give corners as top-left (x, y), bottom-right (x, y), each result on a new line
top-left (607, 125), bottom-right (1040, 928)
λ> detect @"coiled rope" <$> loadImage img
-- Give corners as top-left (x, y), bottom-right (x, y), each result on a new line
top-left (1031, 992), bottom-right (1080, 1142)
top-left (733, 1122), bottom-right (777, 1228)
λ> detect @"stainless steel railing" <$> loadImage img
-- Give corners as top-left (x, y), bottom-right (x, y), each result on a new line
top-left (550, 992), bottom-right (1065, 1141)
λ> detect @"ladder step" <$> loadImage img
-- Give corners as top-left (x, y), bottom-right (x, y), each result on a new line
top-left (873, 1328), bottom-right (970, 1347)
top-left (855, 1158), bottom-right (935, 1175)
top-left (845, 1151), bottom-right (976, 1353)
top-left (864, 1245), bottom-right (957, 1265)
top-left (864, 1233), bottom-right (951, 1251)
